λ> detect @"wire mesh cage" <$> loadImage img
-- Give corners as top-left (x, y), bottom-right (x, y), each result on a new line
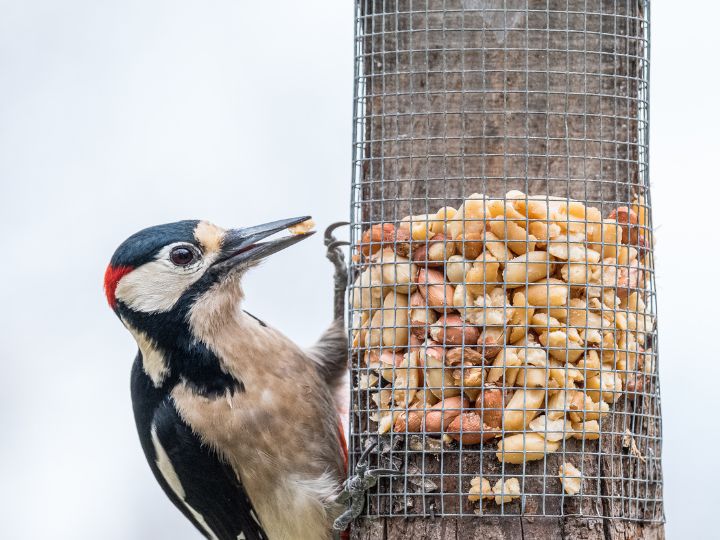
top-left (348, 0), bottom-right (661, 524)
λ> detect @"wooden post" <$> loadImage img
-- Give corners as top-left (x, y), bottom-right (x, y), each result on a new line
top-left (351, 1), bottom-right (664, 538)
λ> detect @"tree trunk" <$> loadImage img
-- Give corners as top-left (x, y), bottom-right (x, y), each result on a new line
top-left (351, 1), bottom-right (663, 538)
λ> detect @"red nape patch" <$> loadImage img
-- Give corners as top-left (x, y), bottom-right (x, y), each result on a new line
top-left (104, 264), bottom-right (133, 309)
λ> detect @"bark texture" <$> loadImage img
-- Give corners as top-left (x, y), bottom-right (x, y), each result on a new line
top-left (352, 1), bottom-right (663, 538)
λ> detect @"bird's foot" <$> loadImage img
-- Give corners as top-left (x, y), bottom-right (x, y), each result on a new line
top-left (324, 222), bottom-right (350, 321)
top-left (333, 441), bottom-right (400, 531)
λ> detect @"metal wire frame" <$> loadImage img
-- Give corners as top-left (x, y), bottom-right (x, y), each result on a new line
top-left (347, 0), bottom-right (660, 523)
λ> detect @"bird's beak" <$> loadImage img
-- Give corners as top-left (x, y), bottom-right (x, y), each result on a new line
top-left (211, 216), bottom-right (314, 271)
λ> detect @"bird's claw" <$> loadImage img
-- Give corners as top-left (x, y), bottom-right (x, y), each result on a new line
top-left (332, 440), bottom-right (400, 531)
top-left (324, 222), bottom-right (349, 321)
top-left (327, 240), bottom-right (351, 251)
top-left (324, 221), bottom-right (350, 244)
top-left (367, 468), bottom-right (399, 477)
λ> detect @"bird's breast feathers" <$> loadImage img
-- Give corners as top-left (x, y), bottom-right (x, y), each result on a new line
top-left (171, 377), bottom-right (343, 539)
top-left (169, 311), bottom-right (344, 539)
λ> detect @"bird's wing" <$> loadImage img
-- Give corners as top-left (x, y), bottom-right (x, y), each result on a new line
top-left (307, 318), bottom-right (350, 440)
top-left (307, 318), bottom-right (348, 391)
top-left (148, 398), bottom-right (268, 540)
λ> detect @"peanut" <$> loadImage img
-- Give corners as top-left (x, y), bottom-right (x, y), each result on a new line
top-left (478, 326), bottom-right (505, 359)
top-left (458, 231), bottom-right (485, 259)
top-left (460, 193), bottom-right (488, 220)
top-left (468, 477), bottom-right (493, 502)
top-left (539, 328), bottom-right (584, 363)
top-left (381, 291), bottom-right (409, 349)
top-left (488, 218), bottom-right (537, 255)
top-left (617, 262), bottom-right (644, 299)
top-left (487, 347), bottom-right (521, 384)
top-left (377, 350), bottom-right (405, 382)
top-left (548, 234), bottom-right (600, 262)
top-left (365, 310), bottom-right (384, 348)
top-left (571, 420), bottom-right (600, 440)
top-left (503, 389), bottom-right (545, 431)
top-left (445, 255), bottom-right (470, 284)
top-left (617, 245), bottom-right (639, 266)
top-left (492, 477), bottom-right (521, 504)
top-left (376, 412), bottom-right (398, 434)
top-left (424, 351), bottom-right (460, 399)
top-left (482, 230), bottom-right (513, 263)
top-left (465, 287), bottom-right (511, 327)
top-left (476, 386), bottom-right (505, 431)
top-left (514, 363), bottom-right (549, 388)
top-left (504, 190), bottom-right (528, 211)
top-left (568, 392), bottom-right (609, 423)
top-left (288, 218), bottom-right (316, 235)
top-left (429, 314), bottom-right (480, 346)
top-left (559, 462), bottom-right (582, 495)
top-left (497, 433), bottom-right (560, 464)
top-left (546, 389), bottom-right (579, 420)
top-left (625, 374), bottom-right (646, 397)
top-left (609, 206), bottom-right (638, 243)
top-left (430, 206), bottom-right (458, 235)
top-left (529, 220), bottom-right (562, 245)
top-left (560, 262), bottom-right (589, 285)
top-left (577, 350), bottom-right (601, 379)
top-left (424, 396), bottom-right (469, 432)
top-left (351, 266), bottom-right (386, 311)
top-left (508, 292), bottom-right (535, 343)
top-left (417, 268), bottom-right (455, 310)
top-left (393, 409), bottom-right (422, 433)
top-left (466, 252), bottom-right (500, 295)
top-left (447, 412), bottom-right (488, 444)
top-left (370, 389), bottom-right (394, 433)
top-left (586, 372), bottom-right (623, 403)
top-left (445, 347), bottom-right (484, 366)
top-left (504, 251), bottom-right (552, 287)
top-left (527, 278), bottom-right (569, 307)
top-left (452, 284), bottom-right (475, 318)
top-left (401, 214), bottom-right (435, 241)
top-left (393, 226), bottom-right (413, 257)
top-left (360, 223), bottom-right (396, 256)
top-left (526, 199), bottom-right (551, 220)
top-left (408, 292), bottom-right (438, 340)
top-left (417, 340), bottom-right (444, 364)
top-left (529, 415), bottom-right (572, 442)
top-left (391, 352), bottom-right (420, 406)
top-left (377, 248), bottom-right (417, 294)
top-left (600, 221), bottom-right (624, 259)
top-left (487, 198), bottom-right (526, 222)
top-left (454, 366), bottom-right (485, 387)
top-left (548, 359), bottom-right (584, 388)
top-left (413, 233), bottom-right (456, 266)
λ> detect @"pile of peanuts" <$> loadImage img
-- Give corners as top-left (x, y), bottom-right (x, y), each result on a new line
top-left (351, 191), bottom-right (654, 465)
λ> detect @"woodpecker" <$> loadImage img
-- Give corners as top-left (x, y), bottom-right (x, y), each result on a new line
top-left (105, 217), bottom-right (349, 540)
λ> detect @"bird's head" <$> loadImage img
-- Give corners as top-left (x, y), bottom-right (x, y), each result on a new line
top-left (104, 217), bottom-right (313, 335)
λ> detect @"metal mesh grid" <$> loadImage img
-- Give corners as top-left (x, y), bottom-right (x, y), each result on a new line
top-left (348, 0), bottom-right (661, 523)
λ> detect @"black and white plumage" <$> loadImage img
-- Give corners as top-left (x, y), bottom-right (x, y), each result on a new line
top-left (105, 218), bottom-right (348, 540)
top-left (131, 356), bottom-right (266, 540)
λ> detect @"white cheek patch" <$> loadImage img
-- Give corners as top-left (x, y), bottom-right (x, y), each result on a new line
top-left (115, 244), bottom-right (215, 314)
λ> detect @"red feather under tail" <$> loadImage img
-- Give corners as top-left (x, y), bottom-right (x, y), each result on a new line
top-left (338, 419), bottom-right (350, 540)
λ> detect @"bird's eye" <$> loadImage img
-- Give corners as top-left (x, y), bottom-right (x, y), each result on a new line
top-left (170, 246), bottom-right (196, 266)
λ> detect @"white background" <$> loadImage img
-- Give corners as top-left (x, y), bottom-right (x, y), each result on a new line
top-left (0, 2), bottom-right (716, 538)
